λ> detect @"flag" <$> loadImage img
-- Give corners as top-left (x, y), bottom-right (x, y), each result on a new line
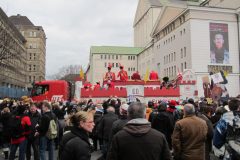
top-left (80, 66), bottom-right (84, 80)
top-left (144, 67), bottom-right (149, 82)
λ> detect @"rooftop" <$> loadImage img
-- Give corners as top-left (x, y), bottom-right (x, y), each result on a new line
top-left (90, 46), bottom-right (144, 55)
top-left (9, 14), bottom-right (34, 26)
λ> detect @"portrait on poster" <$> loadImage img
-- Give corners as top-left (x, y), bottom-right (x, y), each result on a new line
top-left (209, 23), bottom-right (229, 64)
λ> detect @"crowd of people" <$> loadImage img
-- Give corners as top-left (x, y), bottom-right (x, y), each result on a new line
top-left (0, 95), bottom-right (240, 160)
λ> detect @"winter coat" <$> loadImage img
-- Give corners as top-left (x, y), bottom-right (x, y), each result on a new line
top-left (59, 127), bottom-right (91, 160)
top-left (37, 111), bottom-right (57, 137)
top-left (197, 113), bottom-right (214, 160)
top-left (27, 111), bottom-right (41, 140)
top-left (98, 112), bottom-right (118, 140)
top-left (107, 118), bottom-right (172, 160)
top-left (172, 115), bottom-right (208, 160)
top-left (151, 111), bottom-right (174, 149)
top-left (0, 112), bottom-right (12, 143)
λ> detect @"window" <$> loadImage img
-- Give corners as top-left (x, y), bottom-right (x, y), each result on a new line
top-left (131, 56), bottom-right (132, 60)
top-left (181, 63), bottom-right (183, 72)
top-left (116, 63), bottom-right (118, 67)
top-left (128, 68), bottom-right (130, 71)
top-left (128, 56), bottom-right (130, 60)
top-left (29, 76), bottom-right (31, 83)
top-left (29, 53), bottom-right (32, 60)
top-left (174, 66), bottom-right (176, 76)
top-left (184, 47), bottom-right (186, 57)
top-left (133, 56), bottom-right (135, 60)
top-left (112, 63), bottom-right (114, 68)
top-left (33, 53), bottom-right (36, 60)
top-left (171, 53), bottom-right (173, 62)
top-left (101, 55), bottom-right (103, 59)
top-left (33, 32), bottom-right (36, 37)
top-left (104, 62), bottom-right (107, 67)
top-left (33, 65), bottom-right (36, 71)
top-left (32, 85), bottom-right (49, 96)
top-left (33, 76), bottom-right (36, 81)
top-left (174, 52), bottom-right (176, 61)
top-left (104, 55), bottom-right (107, 59)
top-left (181, 48), bottom-right (183, 58)
top-left (29, 65), bottom-right (32, 71)
top-left (184, 62), bottom-right (187, 69)
top-left (29, 43), bottom-right (32, 49)
top-left (116, 55), bottom-right (118, 60)
top-left (133, 68), bottom-right (135, 71)
top-left (112, 55), bottom-right (114, 59)
top-left (183, 28), bottom-right (186, 34)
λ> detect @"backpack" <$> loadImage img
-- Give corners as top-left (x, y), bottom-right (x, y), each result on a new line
top-left (9, 115), bottom-right (24, 139)
top-left (225, 111), bottom-right (240, 160)
top-left (46, 115), bottom-right (58, 139)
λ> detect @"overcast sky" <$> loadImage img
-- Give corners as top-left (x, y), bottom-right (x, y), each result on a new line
top-left (0, 0), bottom-right (138, 77)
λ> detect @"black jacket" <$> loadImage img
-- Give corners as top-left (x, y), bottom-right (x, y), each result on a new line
top-left (27, 111), bottom-right (41, 139)
top-left (59, 127), bottom-right (91, 160)
top-left (98, 112), bottom-right (118, 140)
top-left (38, 111), bottom-right (56, 136)
top-left (107, 118), bottom-right (172, 160)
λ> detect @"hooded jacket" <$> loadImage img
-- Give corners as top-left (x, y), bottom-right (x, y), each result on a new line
top-left (107, 118), bottom-right (172, 160)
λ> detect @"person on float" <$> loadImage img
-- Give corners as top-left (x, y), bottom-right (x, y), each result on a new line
top-left (131, 71), bottom-right (141, 80)
top-left (104, 63), bottom-right (116, 82)
top-left (149, 70), bottom-right (159, 80)
top-left (117, 65), bottom-right (128, 81)
top-left (94, 81), bottom-right (101, 90)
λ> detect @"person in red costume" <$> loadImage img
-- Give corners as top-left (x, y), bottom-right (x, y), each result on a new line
top-left (131, 71), bottom-right (141, 80)
top-left (105, 64), bottom-right (116, 81)
top-left (149, 70), bottom-right (159, 80)
top-left (94, 81), bottom-right (101, 90)
top-left (117, 65), bottom-right (128, 81)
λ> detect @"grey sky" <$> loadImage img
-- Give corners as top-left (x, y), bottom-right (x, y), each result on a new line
top-left (0, 0), bottom-right (138, 77)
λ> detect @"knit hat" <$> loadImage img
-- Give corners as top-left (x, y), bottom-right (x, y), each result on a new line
top-left (120, 103), bottom-right (129, 115)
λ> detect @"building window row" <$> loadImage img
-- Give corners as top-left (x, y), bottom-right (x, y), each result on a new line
top-left (104, 62), bottom-right (119, 68)
top-left (128, 67), bottom-right (136, 72)
top-left (164, 52), bottom-right (176, 64)
top-left (163, 35), bottom-right (176, 45)
top-left (181, 62), bottom-right (187, 72)
top-left (100, 54), bottom-right (121, 60)
top-left (180, 28), bottom-right (186, 36)
top-left (180, 47), bottom-right (187, 59)
top-left (28, 65), bottom-right (37, 71)
top-left (29, 53), bottom-right (37, 60)
top-left (128, 56), bottom-right (135, 60)
top-left (29, 31), bottom-right (37, 37)
top-left (164, 65), bottom-right (177, 77)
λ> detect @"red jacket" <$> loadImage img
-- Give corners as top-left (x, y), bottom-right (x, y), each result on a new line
top-left (149, 71), bottom-right (159, 80)
top-left (118, 70), bottom-right (128, 81)
top-left (105, 72), bottom-right (116, 81)
top-left (11, 115), bottom-right (31, 144)
top-left (131, 72), bottom-right (141, 80)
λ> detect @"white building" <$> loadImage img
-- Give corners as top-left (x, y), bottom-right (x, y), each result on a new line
top-left (87, 46), bottom-right (143, 83)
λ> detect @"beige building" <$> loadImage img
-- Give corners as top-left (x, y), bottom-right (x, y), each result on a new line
top-left (9, 14), bottom-right (46, 88)
top-left (134, 0), bottom-right (240, 97)
top-left (0, 8), bottom-right (28, 97)
top-left (87, 46), bottom-right (143, 83)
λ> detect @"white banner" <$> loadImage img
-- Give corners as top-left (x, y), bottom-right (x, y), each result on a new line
top-left (74, 81), bottom-right (82, 100)
top-left (211, 72), bottom-right (224, 84)
top-left (126, 85), bottom-right (144, 97)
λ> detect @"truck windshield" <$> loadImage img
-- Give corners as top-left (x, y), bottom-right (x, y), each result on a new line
top-left (31, 84), bottom-right (49, 96)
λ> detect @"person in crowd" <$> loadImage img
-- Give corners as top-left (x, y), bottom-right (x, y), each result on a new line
top-left (108, 103), bottom-right (129, 144)
top-left (26, 102), bottom-right (41, 160)
top-left (213, 98), bottom-right (240, 160)
top-left (107, 102), bottom-right (171, 160)
top-left (117, 65), bottom-right (128, 81)
top-left (210, 106), bottom-right (228, 128)
top-left (172, 103), bottom-right (208, 160)
top-left (36, 101), bottom-right (57, 160)
top-left (9, 105), bottom-right (31, 160)
top-left (210, 32), bottom-right (229, 64)
top-left (98, 106), bottom-right (118, 159)
top-left (149, 70), bottom-right (159, 80)
top-left (59, 111), bottom-right (95, 160)
top-left (0, 107), bottom-right (12, 159)
top-left (151, 102), bottom-right (174, 149)
top-left (131, 71), bottom-right (141, 80)
top-left (105, 64), bottom-right (115, 82)
top-left (166, 100), bottom-right (179, 125)
top-left (94, 82), bottom-right (101, 90)
top-left (52, 103), bottom-right (66, 149)
top-left (196, 102), bottom-right (214, 160)
top-left (92, 104), bottom-right (104, 151)
top-left (145, 101), bottom-right (153, 121)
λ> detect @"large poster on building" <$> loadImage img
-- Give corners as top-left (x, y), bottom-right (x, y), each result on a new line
top-left (210, 23), bottom-right (229, 64)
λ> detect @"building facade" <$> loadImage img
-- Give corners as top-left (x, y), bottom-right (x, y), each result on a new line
top-left (134, 0), bottom-right (240, 97)
top-left (0, 8), bottom-right (28, 97)
top-left (87, 46), bottom-right (143, 83)
top-left (9, 14), bottom-right (46, 88)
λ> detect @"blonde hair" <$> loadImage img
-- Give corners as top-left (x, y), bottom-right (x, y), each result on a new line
top-left (70, 111), bottom-right (93, 127)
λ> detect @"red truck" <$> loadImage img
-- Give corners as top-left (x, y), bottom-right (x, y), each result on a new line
top-left (31, 80), bottom-right (73, 102)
